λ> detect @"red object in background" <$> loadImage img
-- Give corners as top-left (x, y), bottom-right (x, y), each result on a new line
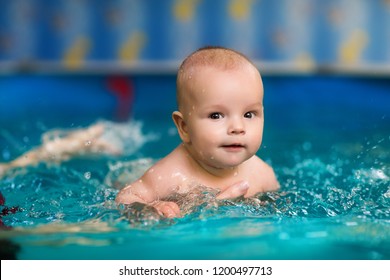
top-left (107, 76), bottom-right (134, 121)
top-left (0, 192), bottom-right (5, 228)
top-left (0, 191), bottom-right (19, 229)
top-left (0, 192), bottom-right (4, 206)
top-left (0, 191), bottom-right (21, 259)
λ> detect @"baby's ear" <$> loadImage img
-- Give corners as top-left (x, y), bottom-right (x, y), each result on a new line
top-left (172, 111), bottom-right (190, 143)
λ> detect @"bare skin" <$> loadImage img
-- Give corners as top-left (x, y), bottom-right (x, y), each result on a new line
top-left (116, 144), bottom-right (278, 217)
top-left (0, 123), bottom-right (120, 177)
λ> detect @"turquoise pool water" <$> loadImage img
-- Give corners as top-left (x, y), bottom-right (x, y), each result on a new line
top-left (0, 75), bottom-right (389, 259)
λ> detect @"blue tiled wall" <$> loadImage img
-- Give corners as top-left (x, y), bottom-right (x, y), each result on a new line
top-left (1, 0), bottom-right (389, 67)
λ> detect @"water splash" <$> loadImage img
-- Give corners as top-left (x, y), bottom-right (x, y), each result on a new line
top-left (104, 158), bottom-right (155, 189)
top-left (1, 151), bottom-right (388, 230)
top-left (1, 119), bottom-right (389, 235)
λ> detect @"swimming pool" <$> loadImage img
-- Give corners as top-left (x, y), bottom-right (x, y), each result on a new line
top-left (0, 74), bottom-right (389, 259)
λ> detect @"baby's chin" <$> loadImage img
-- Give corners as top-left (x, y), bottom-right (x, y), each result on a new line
top-left (203, 158), bottom-right (245, 170)
top-left (192, 150), bottom-right (251, 171)
top-left (215, 154), bottom-right (254, 168)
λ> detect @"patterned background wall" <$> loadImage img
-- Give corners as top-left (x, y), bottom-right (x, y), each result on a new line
top-left (1, 0), bottom-right (390, 70)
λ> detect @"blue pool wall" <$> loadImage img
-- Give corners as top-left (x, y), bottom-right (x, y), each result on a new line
top-left (1, 73), bottom-right (389, 129)
top-left (1, 73), bottom-right (389, 171)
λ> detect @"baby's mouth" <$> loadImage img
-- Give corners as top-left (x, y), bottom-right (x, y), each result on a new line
top-left (221, 143), bottom-right (246, 150)
top-left (223, 144), bottom-right (244, 147)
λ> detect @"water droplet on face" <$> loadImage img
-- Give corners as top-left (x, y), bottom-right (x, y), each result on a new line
top-left (85, 140), bottom-right (92, 146)
top-left (149, 168), bottom-right (154, 173)
top-left (171, 172), bottom-right (184, 179)
top-left (158, 176), bottom-right (162, 180)
top-left (84, 172), bottom-right (91, 180)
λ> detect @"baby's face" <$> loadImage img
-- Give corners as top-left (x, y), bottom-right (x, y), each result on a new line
top-left (182, 64), bottom-right (264, 169)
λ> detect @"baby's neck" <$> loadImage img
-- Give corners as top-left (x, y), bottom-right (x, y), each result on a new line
top-left (195, 159), bottom-right (239, 179)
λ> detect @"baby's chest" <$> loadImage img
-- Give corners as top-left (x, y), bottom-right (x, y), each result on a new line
top-left (164, 165), bottom-right (261, 194)
top-left (197, 173), bottom-right (258, 193)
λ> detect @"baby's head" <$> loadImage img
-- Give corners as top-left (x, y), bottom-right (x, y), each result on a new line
top-left (173, 46), bottom-right (264, 170)
top-left (176, 46), bottom-right (259, 112)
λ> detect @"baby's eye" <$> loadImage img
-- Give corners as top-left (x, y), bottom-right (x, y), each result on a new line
top-left (244, 112), bottom-right (255, 118)
top-left (209, 112), bottom-right (223, 119)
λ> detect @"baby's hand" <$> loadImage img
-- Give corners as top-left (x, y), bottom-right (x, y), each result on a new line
top-left (152, 201), bottom-right (181, 218)
top-left (216, 180), bottom-right (249, 200)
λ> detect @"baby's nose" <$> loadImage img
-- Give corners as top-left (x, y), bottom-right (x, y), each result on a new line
top-left (228, 119), bottom-right (245, 135)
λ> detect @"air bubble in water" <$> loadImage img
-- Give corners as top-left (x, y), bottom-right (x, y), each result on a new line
top-left (84, 172), bottom-right (91, 180)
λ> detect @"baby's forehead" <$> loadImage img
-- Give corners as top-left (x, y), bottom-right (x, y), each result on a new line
top-left (179, 62), bottom-right (254, 89)
top-left (176, 48), bottom-right (260, 108)
top-left (180, 65), bottom-right (262, 104)
top-left (180, 52), bottom-right (248, 74)
top-left (178, 65), bottom-right (240, 100)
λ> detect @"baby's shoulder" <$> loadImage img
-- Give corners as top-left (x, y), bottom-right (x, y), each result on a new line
top-left (244, 156), bottom-right (279, 192)
top-left (245, 155), bottom-right (271, 170)
top-left (140, 147), bottom-right (192, 188)
top-left (149, 146), bottom-right (190, 175)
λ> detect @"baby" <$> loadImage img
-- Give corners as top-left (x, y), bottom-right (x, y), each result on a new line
top-left (115, 46), bottom-right (279, 217)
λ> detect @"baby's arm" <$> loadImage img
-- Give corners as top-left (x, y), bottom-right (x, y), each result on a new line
top-left (116, 180), bottom-right (249, 219)
top-left (115, 176), bottom-right (181, 218)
